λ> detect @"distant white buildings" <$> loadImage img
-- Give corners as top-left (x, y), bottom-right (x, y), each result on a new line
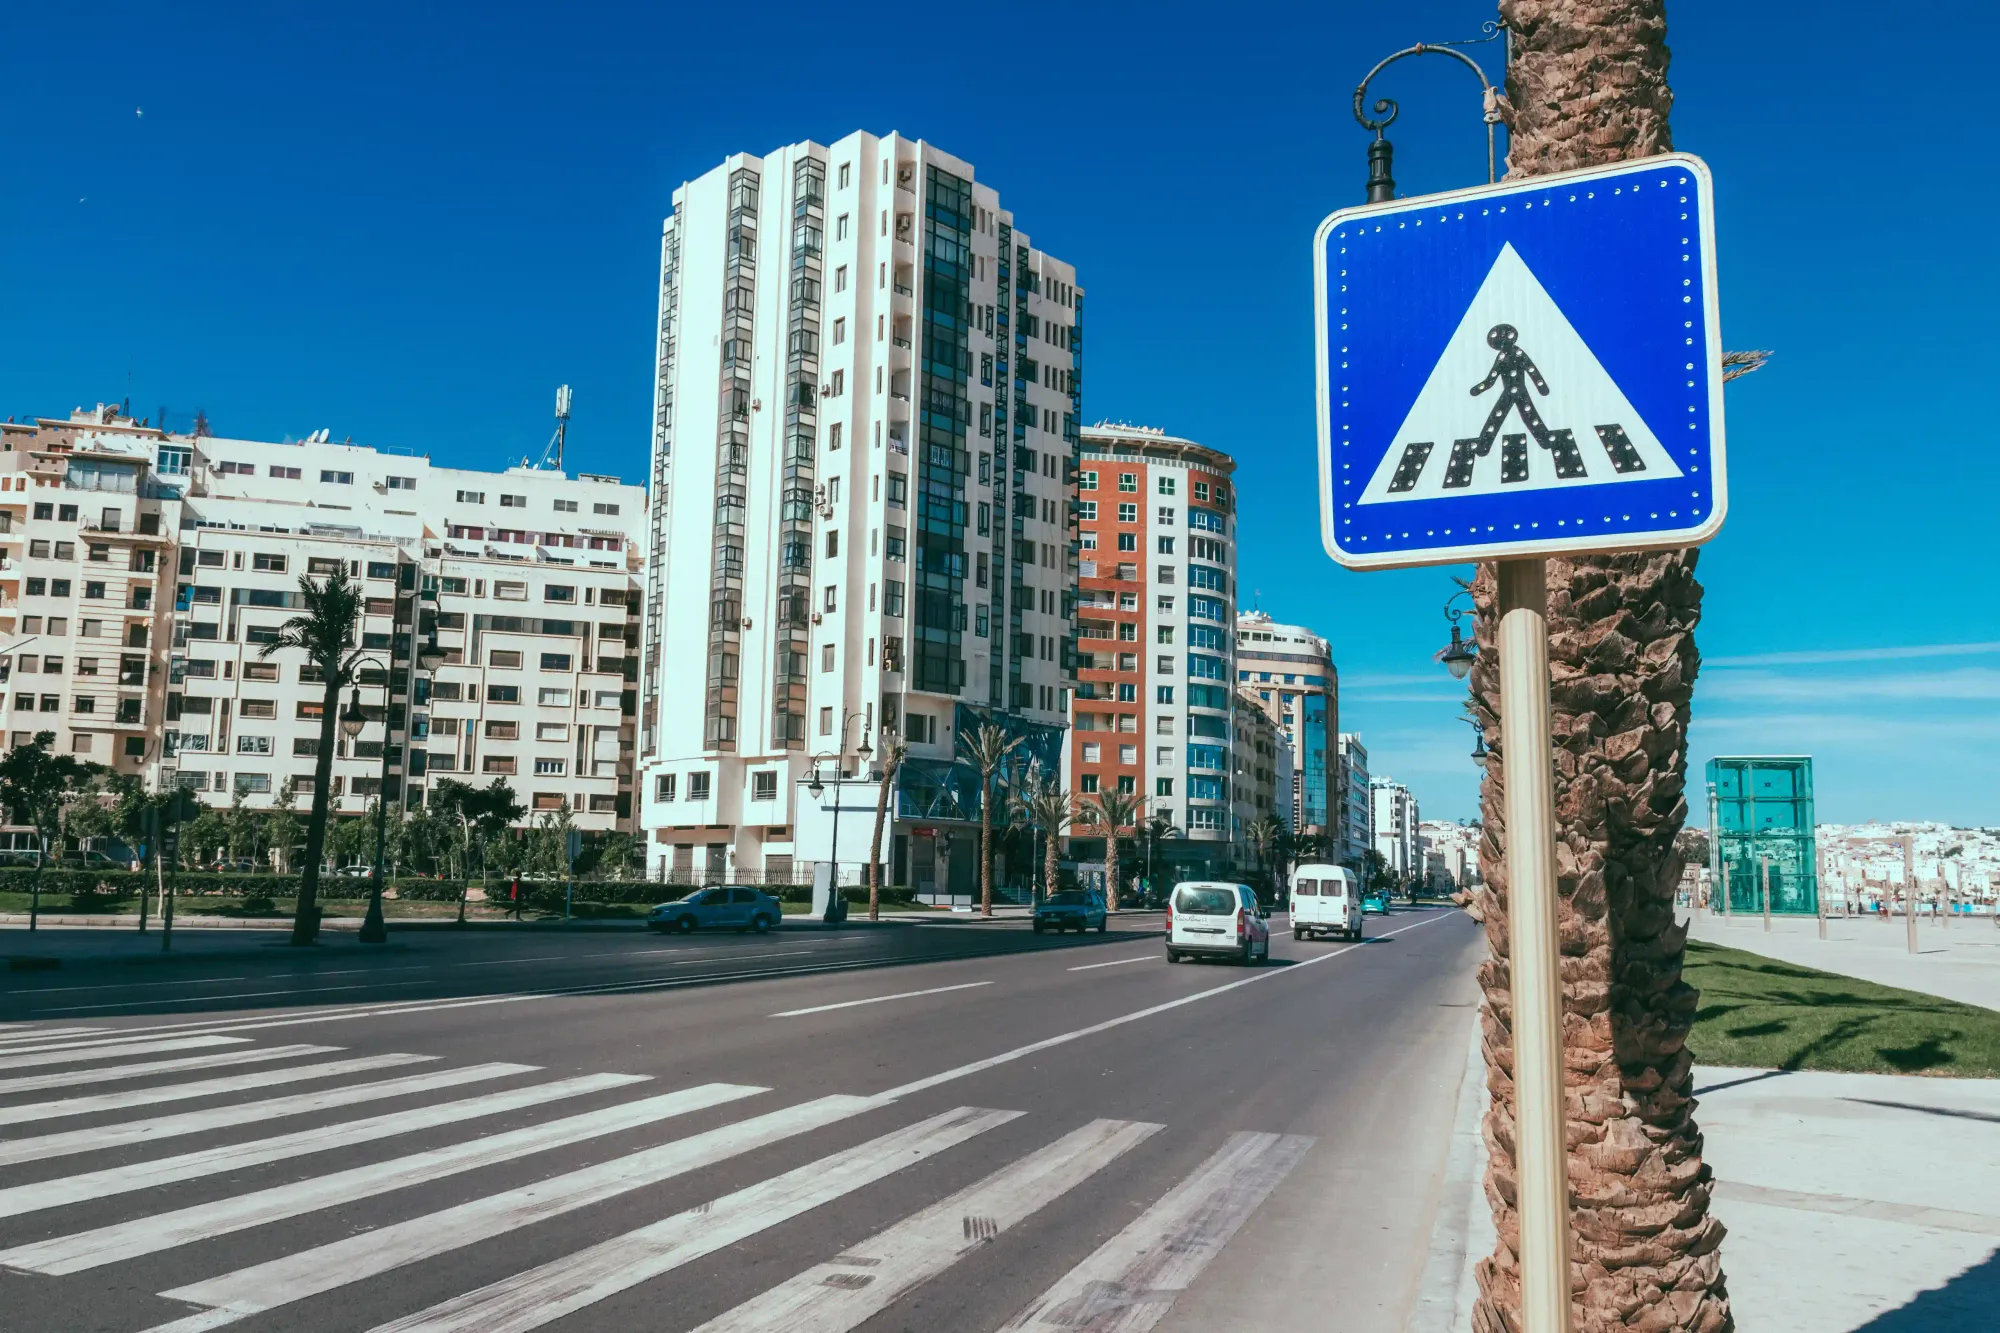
top-left (1371, 777), bottom-right (1419, 879)
top-left (1817, 821), bottom-right (1998, 908)
top-left (1337, 733), bottom-right (1370, 864)
top-left (1418, 819), bottom-right (1480, 892)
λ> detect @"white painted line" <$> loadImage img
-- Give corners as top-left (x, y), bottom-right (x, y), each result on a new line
top-left (359, 1106), bottom-right (1022, 1333)
top-left (0, 1035), bottom-right (249, 1070)
top-left (0, 1067), bottom-right (636, 1219)
top-left (875, 911), bottom-right (1458, 1101)
top-left (0, 1052), bottom-right (438, 1126)
top-left (1068, 955), bottom-right (1153, 972)
top-left (19, 977), bottom-right (251, 995)
top-left (42, 982), bottom-right (383, 1014)
top-left (0, 1026), bottom-right (100, 1044)
top-left (771, 980), bottom-right (992, 1017)
top-left (690, 1117), bottom-right (1162, 1333)
top-left (0, 1060), bottom-right (541, 1166)
top-left (149, 1093), bottom-right (881, 1331)
top-left (2, 1081), bottom-right (766, 1275)
top-left (0, 1043), bottom-right (340, 1095)
top-left (997, 1131), bottom-right (1316, 1332)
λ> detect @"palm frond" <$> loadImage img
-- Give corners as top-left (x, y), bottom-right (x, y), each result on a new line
top-left (1721, 349), bottom-right (1772, 383)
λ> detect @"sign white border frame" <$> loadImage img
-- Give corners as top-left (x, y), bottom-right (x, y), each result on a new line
top-left (1314, 152), bottom-right (1727, 571)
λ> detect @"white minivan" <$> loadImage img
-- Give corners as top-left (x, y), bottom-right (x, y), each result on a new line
top-left (1290, 864), bottom-right (1362, 941)
top-left (1166, 881), bottom-right (1270, 965)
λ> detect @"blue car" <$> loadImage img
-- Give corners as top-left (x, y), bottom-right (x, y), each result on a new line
top-left (1361, 890), bottom-right (1390, 915)
top-left (1033, 890), bottom-right (1108, 934)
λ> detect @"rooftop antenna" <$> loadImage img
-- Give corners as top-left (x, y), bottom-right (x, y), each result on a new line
top-left (533, 384), bottom-right (572, 472)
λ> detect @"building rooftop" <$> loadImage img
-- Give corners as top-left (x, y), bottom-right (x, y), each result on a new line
top-left (1080, 422), bottom-right (1235, 474)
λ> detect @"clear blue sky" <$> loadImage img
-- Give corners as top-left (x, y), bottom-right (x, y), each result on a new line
top-left (3, 2), bottom-right (1993, 827)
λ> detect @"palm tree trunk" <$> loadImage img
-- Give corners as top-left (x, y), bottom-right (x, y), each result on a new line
top-left (292, 671), bottom-right (343, 945)
top-left (1470, 6), bottom-right (1730, 1330)
top-left (867, 760), bottom-right (896, 922)
top-left (979, 776), bottom-right (993, 917)
top-left (1103, 833), bottom-right (1119, 912)
top-left (1044, 822), bottom-right (1060, 899)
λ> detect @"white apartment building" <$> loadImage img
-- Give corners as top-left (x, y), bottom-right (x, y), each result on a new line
top-left (0, 406), bottom-right (645, 839)
top-left (1236, 612), bottom-right (1338, 844)
top-left (640, 133), bottom-right (1081, 889)
top-left (1372, 777), bottom-right (1421, 879)
top-left (1338, 733), bottom-right (1371, 864)
top-left (1068, 424), bottom-right (1240, 879)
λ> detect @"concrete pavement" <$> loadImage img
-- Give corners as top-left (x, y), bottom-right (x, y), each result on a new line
top-left (0, 905), bottom-right (1478, 1332)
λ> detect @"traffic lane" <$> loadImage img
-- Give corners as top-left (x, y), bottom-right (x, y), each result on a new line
top-left (0, 921), bottom-right (1167, 1025)
top-left (0, 911), bottom-right (1474, 1332)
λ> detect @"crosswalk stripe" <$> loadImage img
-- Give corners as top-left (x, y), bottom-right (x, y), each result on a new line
top-left (0, 1053), bottom-right (438, 1127)
top-left (360, 1106), bottom-right (1023, 1333)
top-left (0, 1061), bottom-right (541, 1166)
top-left (0, 1035), bottom-right (249, 1070)
top-left (689, 1117), bottom-right (1164, 1333)
top-left (996, 1131), bottom-right (1316, 1332)
top-left (148, 1093), bottom-right (881, 1331)
top-left (0, 1043), bottom-right (341, 1095)
top-left (0, 1067), bottom-right (635, 1220)
top-left (2, 1081), bottom-right (767, 1275)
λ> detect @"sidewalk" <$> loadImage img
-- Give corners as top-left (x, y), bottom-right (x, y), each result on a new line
top-left (1688, 910), bottom-right (2000, 1013)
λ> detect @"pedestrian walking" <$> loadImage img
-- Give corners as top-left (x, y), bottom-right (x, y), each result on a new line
top-left (509, 874), bottom-right (523, 920)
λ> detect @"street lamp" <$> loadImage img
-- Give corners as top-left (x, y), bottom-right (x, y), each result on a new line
top-left (1352, 23), bottom-right (1506, 201)
top-left (1435, 586), bottom-right (1479, 680)
top-left (806, 713), bottom-right (871, 918)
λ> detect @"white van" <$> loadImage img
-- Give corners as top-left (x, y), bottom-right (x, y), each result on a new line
top-left (1290, 864), bottom-right (1361, 941)
top-left (1166, 881), bottom-right (1270, 965)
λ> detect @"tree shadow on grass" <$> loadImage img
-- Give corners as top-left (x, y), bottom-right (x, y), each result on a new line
top-left (1853, 1246), bottom-right (2000, 1331)
top-left (1877, 1036), bottom-right (1959, 1073)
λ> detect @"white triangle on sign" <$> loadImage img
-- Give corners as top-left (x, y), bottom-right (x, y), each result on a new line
top-left (1358, 243), bottom-right (1682, 505)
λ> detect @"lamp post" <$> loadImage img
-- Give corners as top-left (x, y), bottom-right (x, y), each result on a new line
top-left (348, 624), bottom-right (444, 945)
top-left (1435, 586), bottom-right (1479, 681)
top-left (806, 713), bottom-right (872, 911)
top-left (1352, 23), bottom-right (1506, 202)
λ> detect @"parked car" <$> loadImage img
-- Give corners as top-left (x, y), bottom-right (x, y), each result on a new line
top-left (648, 886), bottom-right (781, 934)
top-left (333, 864), bottom-right (375, 878)
top-left (209, 858), bottom-right (260, 874)
top-left (1032, 889), bottom-right (1107, 934)
top-left (1361, 889), bottom-right (1390, 914)
top-left (1290, 864), bottom-right (1362, 941)
top-left (1165, 881), bottom-right (1269, 965)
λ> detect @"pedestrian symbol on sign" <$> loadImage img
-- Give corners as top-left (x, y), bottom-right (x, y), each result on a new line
top-left (1359, 242), bottom-right (1683, 506)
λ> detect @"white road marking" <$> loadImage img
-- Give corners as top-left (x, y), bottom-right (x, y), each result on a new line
top-left (0, 1060), bottom-right (541, 1166)
top-left (148, 1093), bottom-right (880, 1331)
top-left (997, 1131), bottom-right (1316, 1332)
top-left (0, 1052), bottom-right (437, 1126)
top-left (15, 977), bottom-right (251, 995)
top-left (2, 1081), bottom-right (765, 1275)
top-left (0, 1026), bottom-right (114, 1040)
top-left (0, 1067), bottom-right (635, 1219)
top-left (875, 912), bottom-right (1456, 1101)
top-left (359, 1106), bottom-right (1021, 1333)
top-left (690, 1117), bottom-right (1162, 1333)
top-left (771, 980), bottom-right (992, 1017)
top-left (0, 1043), bottom-right (339, 1095)
top-left (0, 1035), bottom-right (249, 1070)
top-left (1069, 955), bottom-right (1152, 972)
top-left (42, 982), bottom-right (384, 1014)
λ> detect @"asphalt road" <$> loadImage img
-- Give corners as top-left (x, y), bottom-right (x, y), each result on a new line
top-left (0, 906), bottom-right (1481, 1333)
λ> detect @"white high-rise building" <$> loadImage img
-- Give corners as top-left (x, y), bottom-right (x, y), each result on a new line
top-left (1338, 733), bottom-right (1371, 864)
top-left (1235, 612), bottom-right (1338, 842)
top-left (640, 133), bottom-right (1081, 889)
top-left (0, 406), bottom-right (647, 842)
top-left (1371, 777), bottom-right (1420, 879)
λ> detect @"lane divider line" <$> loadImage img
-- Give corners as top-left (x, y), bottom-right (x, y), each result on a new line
top-left (771, 981), bottom-right (992, 1018)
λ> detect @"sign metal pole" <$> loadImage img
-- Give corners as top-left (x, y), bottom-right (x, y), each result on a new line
top-left (1497, 557), bottom-right (1572, 1333)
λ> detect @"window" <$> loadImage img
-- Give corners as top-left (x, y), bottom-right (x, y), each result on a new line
top-left (55, 541), bottom-right (76, 560)
top-left (534, 758), bottom-right (566, 775)
top-left (320, 470), bottom-right (353, 485)
top-left (500, 494), bottom-right (527, 508)
top-left (553, 498), bottom-right (578, 513)
top-left (495, 581), bottom-right (527, 601)
top-left (752, 770), bottom-right (778, 800)
top-left (305, 556), bottom-right (339, 575)
top-left (825, 530), bottom-right (839, 558)
top-left (386, 475), bottom-right (417, 490)
top-left (540, 652), bottom-right (572, 671)
top-left (828, 422), bottom-right (843, 451)
top-left (835, 263), bottom-right (848, 291)
top-left (1193, 481), bottom-right (1210, 501)
top-left (1158, 536), bottom-right (1175, 554)
top-left (538, 686), bottom-right (572, 706)
top-left (1117, 533), bottom-right (1136, 552)
top-left (234, 772), bottom-right (271, 794)
top-left (592, 502), bottom-right (620, 516)
top-left (1158, 565), bottom-right (1176, 584)
top-left (270, 465), bottom-right (302, 479)
top-left (1118, 473), bottom-right (1138, 493)
top-left (1117, 503), bottom-right (1137, 523)
top-left (216, 460), bottom-right (254, 475)
top-left (828, 370), bottom-right (844, 396)
top-left (456, 489), bottom-right (485, 504)
top-left (483, 756), bottom-right (518, 774)
top-left (832, 317), bottom-right (846, 345)
top-left (487, 684), bottom-right (521, 703)
top-left (240, 698), bottom-right (277, 719)
top-left (655, 773), bottom-right (677, 801)
top-left (885, 473), bottom-right (907, 507)
top-left (688, 772), bottom-right (712, 801)
top-left (1080, 773), bottom-right (1100, 793)
top-left (1082, 743), bottom-right (1101, 763)
top-left (237, 735), bottom-right (272, 753)
top-left (836, 214), bottom-right (850, 240)
top-left (1157, 506), bottom-right (1176, 526)
top-left (1158, 476), bottom-right (1177, 495)
top-left (544, 585), bottom-right (576, 602)
top-left (822, 585), bottom-right (837, 613)
top-left (251, 552), bottom-right (287, 573)
top-left (490, 649), bottom-right (523, 668)
top-left (884, 580), bottom-right (905, 618)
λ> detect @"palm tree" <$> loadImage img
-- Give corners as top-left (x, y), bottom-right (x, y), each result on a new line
top-left (1009, 764), bottom-right (1074, 900)
top-left (1246, 816), bottom-right (1283, 898)
top-left (1081, 787), bottom-right (1143, 912)
top-left (1138, 814), bottom-right (1181, 906)
top-left (259, 568), bottom-right (365, 945)
top-left (865, 729), bottom-right (908, 921)
top-left (957, 721), bottom-right (1025, 917)
top-left (1467, 5), bottom-right (1730, 1328)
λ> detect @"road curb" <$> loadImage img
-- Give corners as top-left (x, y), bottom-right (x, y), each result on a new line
top-left (1407, 1012), bottom-right (1493, 1333)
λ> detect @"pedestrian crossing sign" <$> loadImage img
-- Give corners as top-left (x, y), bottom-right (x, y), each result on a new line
top-left (1315, 153), bottom-right (1726, 569)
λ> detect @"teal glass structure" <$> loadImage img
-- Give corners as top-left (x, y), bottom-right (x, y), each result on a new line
top-left (1706, 756), bottom-right (1817, 915)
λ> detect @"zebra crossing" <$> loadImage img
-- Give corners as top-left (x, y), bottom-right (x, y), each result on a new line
top-left (0, 1022), bottom-right (1316, 1333)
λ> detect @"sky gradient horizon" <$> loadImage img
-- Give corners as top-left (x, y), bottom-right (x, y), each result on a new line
top-left (3, 1), bottom-right (1993, 828)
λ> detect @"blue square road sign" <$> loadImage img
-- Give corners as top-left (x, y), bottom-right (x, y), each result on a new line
top-left (1315, 152), bottom-right (1725, 570)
